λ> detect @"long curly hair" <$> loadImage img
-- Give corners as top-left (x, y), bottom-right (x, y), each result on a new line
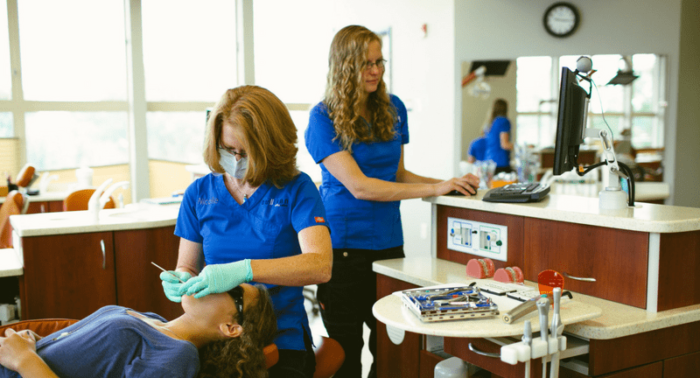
top-left (324, 25), bottom-right (396, 152)
top-left (197, 285), bottom-right (277, 378)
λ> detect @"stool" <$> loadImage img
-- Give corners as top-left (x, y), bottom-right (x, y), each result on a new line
top-left (434, 357), bottom-right (468, 378)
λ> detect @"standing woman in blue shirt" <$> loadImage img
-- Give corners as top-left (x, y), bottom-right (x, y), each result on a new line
top-left (305, 25), bottom-right (479, 378)
top-left (161, 86), bottom-right (332, 378)
top-left (483, 98), bottom-right (514, 174)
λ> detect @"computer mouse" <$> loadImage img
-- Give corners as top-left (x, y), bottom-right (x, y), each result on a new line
top-left (447, 188), bottom-right (478, 196)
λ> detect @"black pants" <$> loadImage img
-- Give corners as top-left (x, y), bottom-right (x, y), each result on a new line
top-left (316, 246), bottom-right (405, 378)
top-left (268, 331), bottom-right (316, 378)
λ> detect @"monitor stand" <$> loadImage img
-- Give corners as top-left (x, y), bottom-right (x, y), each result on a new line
top-left (584, 128), bottom-right (630, 210)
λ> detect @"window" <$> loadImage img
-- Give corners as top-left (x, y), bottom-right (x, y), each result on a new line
top-left (18, 0), bottom-right (127, 101)
top-left (0, 113), bottom-right (12, 137)
top-left (0, 0), bottom-right (10, 101)
top-left (25, 111), bottom-right (129, 170)
top-left (142, 0), bottom-right (237, 164)
top-left (515, 54), bottom-right (665, 149)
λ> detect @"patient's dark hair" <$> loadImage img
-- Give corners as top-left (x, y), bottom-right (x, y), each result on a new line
top-left (197, 284), bottom-right (277, 378)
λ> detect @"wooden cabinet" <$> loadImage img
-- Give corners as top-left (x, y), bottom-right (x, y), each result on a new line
top-left (114, 227), bottom-right (183, 320)
top-left (20, 232), bottom-right (116, 319)
top-left (19, 226), bottom-right (183, 320)
top-left (376, 274), bottom-right (421, 378)
top-left (26, 200), bottom-right (63, 214)
top-left (524, 218), bottom-right (649, 308)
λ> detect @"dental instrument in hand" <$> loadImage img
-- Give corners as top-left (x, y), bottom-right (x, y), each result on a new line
top-left (549, 288), bottom-right (565, 378)
top-left (536, 296), bottom-right (550, 378)
top-left (151, 261), bottom-right (185, 283)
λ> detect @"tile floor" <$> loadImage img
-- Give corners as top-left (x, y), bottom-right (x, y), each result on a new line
top-left (305, 285), bottom-right (373, 378)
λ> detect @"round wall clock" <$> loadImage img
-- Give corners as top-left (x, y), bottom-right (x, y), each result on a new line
top-left (543, 2), bottom-right (580, 38)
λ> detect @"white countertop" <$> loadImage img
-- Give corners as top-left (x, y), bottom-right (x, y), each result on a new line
top-left (424, 187), bottom-right (700, 234)
top-left (373, 283), bottom-right (601, 338)
top-left (550, 181), bottom-right (669, 201)
top-left (0, 191), bottom-right (69, 204)
top-left (374, 258), bottom-right (700, 340)
top-left (0, 248), bottom-right (22, 277)
top-left (9, 203), bottom-right (180, 237)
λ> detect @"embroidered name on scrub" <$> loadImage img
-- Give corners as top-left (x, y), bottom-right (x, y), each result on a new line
top-left (268, 198), bottom-right (289, 207)
top-left (198, 198), bottom-right (219, 205)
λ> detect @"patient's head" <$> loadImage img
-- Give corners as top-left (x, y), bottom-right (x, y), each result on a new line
top-left (192, 284), bottom-right (277, 378)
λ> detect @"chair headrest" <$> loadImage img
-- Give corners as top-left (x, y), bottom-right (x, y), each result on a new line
top-left (16, 164), bottom-right (36, 188)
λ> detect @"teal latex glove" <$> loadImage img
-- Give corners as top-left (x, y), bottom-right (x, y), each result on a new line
top-left (160, 271), bottom-right (192, 303)
top-left (182, 260), bottom-right (253, 299)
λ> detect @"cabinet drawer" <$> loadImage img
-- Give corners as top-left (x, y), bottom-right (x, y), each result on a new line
top-left (524, 218), bottom-right (648, 308)
top-left (444, 337), bottom-right (539, 378)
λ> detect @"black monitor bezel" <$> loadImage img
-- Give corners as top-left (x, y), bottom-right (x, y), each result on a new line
top-left (553, 67), bottom-right (590, 176)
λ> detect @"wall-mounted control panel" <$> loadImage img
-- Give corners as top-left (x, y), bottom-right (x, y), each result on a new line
top-left (447, 217), bottom-right (508, 261)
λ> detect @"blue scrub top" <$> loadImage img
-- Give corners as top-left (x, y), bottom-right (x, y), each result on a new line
top-left (175, 172), bottom-right (329, 351)
top-left (485, 116), bottom-right (511, 167)
top-left (305, 94), bottom-right (409, 250)
top-left (468, 136), bottom-right (487, 161)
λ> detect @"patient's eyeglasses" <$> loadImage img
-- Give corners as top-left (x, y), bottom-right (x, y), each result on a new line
top-left (228, 286), bottom-right (245, 324)
top-left (363, 59), bottom-right (387, 71)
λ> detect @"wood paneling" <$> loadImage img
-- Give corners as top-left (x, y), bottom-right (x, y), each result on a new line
top-left (114, 226), bottom-right (183, 320)
top-left (443, 337), bottom-right (539, 378)
top-left (658, 230), bottom-right (700, 311)
top-left (524, 218), bottom-right (648, 308)
top-left (561, 362), bottom-right (662, 378)
top-left (21, 232), bottom-right (116, 319)
top-left (419, 350), bottom-right (444, 378)
top-left (376, 274), bottom-right (421, 378)
top-left (437, 207), bottom-right (525, 270)
top-left (589, 321), bottom-right (700, 376)
top-left (663, 350), bottom-right (700, 378)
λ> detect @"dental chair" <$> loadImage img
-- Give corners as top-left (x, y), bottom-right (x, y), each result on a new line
top-left (0, 319), bottom-right (345, 377)
top-left (63, 188), bottom-right (115, 211)
top-left (0, 191), bottom-right (27, 249)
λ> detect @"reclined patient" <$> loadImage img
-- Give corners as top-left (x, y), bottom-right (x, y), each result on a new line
top-left (0, 283), bottom-right (276, 378)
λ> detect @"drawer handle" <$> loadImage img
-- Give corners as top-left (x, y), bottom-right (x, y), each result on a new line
top-left (100, 239), bottom-right (106, 270)
top-left (564, 272), bottom-right (596, 282)
top-left (468, 343), bottom-right (500, 358)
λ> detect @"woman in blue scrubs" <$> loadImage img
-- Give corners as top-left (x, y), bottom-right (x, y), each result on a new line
top-left (305, 25), bottom-right (479, 378)
top-left (161, 86), bottom-right (332, 378)
top-left (483, 98), bottom-right (514, 174)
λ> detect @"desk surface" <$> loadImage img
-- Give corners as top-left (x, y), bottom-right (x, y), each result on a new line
top-left (373, 284), bottom-right (602, 338)
top-left (374, 258), bottom-right (700, 340)
top-left (0, 248), bottom-right (22, 277)
top-left (424, 186), bottom-right (700, 234)
top-left (0, 191), bottom-right (68, 204)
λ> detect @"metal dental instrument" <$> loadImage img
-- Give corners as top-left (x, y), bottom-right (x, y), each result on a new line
top-left (523, 320), bottom-right (532, 378)
top-left (502, 297), bottom-right (539, 324)
top-left (536, 296), bottom-right (550, 378)
top-left (549, 288), bottom-right (565, 378)
top-left (151, 261), bottom-right (185, 283)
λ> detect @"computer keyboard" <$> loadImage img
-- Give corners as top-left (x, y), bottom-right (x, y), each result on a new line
top-left (482, 182), bottom-right (550, 203)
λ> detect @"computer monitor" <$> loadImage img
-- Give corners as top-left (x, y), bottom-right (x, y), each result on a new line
top-left (552, 67), bottom-right (591, 176)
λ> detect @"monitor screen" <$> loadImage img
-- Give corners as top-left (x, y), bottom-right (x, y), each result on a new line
top-left (553, 67), bottom-right (590, 176)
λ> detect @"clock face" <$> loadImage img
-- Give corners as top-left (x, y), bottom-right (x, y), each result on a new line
top-left (544, 2), bottom-right (579, 38)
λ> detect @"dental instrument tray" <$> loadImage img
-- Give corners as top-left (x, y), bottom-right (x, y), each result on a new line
top-left (399, 285), bottom-right (499, 323)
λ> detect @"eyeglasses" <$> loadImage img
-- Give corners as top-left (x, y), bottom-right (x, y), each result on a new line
top-left (228, 286), bottom-right (245, 324)
top-left (364, 59), bottom-right (387, 70)
top-left (218, 145), bottom-right (247, 158)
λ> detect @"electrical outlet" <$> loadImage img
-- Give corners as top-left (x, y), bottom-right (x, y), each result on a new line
top-left (447, 217), bottom-right (508, 261)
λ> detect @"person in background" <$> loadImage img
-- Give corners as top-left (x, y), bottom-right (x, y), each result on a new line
top-left (467, 130), bottom-right (487, 163)
top-left (483, 98), bottom-right (514, 174)
top-left (0, 284), bottom-right (277, 378)
top-left (305, 25), bottom-right (479, 378)
top-left (161, 86), bottom-right (333, 378)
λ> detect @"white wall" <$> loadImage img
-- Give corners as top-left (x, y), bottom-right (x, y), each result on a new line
top-left (259, 0), bottom-right (456, 257)
top-left (454, 0), bottom-right (693, 205)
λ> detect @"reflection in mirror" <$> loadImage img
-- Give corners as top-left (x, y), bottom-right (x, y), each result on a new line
top-left (462, 54), bottom-right (666, 174)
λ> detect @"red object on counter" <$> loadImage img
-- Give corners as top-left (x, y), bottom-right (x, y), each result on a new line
top-left (494, 266), bottom-right (524, 284)
top-left (466, 258), bottom-right (495, 278)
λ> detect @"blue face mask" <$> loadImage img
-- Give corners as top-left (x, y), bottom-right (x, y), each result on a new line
top-left (219, 149), bottom-right (248, 179)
